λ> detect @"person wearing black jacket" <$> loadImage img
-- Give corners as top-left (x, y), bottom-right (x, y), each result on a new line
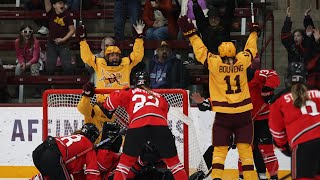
top-left (192, 0), bottom-right (235, 54)
top-left (149, 41), bottom-right (189, 89)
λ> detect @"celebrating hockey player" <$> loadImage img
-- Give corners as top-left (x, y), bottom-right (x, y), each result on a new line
top-left (75, 20), bottom-right (145, 103)
top-left (178, 15), bottom-right (260, 179)
top-left (102, 71), bottom-right (188, 180)
top-left (32, 123), bottom-right (101, 180)
top-left (190, 62), bottom-right (280, 180)
top-left (269, 62), bottom-right (320, 180)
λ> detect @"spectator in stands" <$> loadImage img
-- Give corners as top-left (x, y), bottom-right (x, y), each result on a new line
top-left (114, 0), bottom-right (142, 40)
top-left (192, 0), bottom-right (234, 54)
top-left (179, 0), bottom-right (208, 27)
top-left (44, 0), bottom-right (75, 75)
top-left (143, 0), bottom-right (178, 40)
top-left (24, 0), bottom-right (49, 35)
top-left (281, 7), bottom-right (314, 66)
top-left (149, 41), bottom-right (189, 89)
top-left (76, 20), bottom-right (145, 103)
top-left (303, 8), bottom-right (320, 90)
top-left (0, 59), bottom-right (9, 103)
top-left (84, 37), bottom-right (116, 85)
top-left (15, 25), bottom-right (41, 98)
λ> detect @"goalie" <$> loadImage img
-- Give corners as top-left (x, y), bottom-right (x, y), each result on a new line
top-left (75, 20), bottom-right (146, 103)
top-left (77, 82), bottom-right (115, 143)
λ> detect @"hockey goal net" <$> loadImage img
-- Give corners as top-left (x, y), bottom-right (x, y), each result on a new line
top-left (42, 89), bottom-right (209, 176)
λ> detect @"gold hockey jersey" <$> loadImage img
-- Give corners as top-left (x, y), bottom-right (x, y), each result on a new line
top-left (189, 32), bottom-right (258, 113)
top-left (77, 95), bottom-right (115, 143)
top-left (80, 38), bottom-right (144, 102)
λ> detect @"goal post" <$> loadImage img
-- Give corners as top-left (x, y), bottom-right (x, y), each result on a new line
top-left (42, 88), bottom-right (208, 176)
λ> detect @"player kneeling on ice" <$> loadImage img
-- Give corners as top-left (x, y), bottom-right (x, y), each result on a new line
top-left (97, 123), bottom-right (175, 180)
top-left (32, 123), bottom-right (101, 180)
top-left (102, 71), bottom-right (188, 180)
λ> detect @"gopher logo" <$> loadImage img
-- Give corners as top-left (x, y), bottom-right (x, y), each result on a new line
top-left (99, 70), bottom-right (128, 87)
top-left (54, 16), bottom-right (66, 26)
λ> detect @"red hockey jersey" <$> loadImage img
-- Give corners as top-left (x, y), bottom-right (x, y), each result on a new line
top-left (55, 134), bottom-right (101, 180)
top-left (269, 89), bottom-right (320, 148)
top-left (249, 69), bottom-right (280, 120)
top-left (104, 88), bottom-right (169, 128)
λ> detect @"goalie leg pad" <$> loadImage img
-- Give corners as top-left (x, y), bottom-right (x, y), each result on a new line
top-left (211, 146), bottom-right (229, 179)
top-left (162, 155), bottom-right (188, 180)
top-left (258, 144), bottom-right (279, 176)
top-left (237, 143), bottom-right (255, 180)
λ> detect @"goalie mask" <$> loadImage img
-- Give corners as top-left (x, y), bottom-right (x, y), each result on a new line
top-left (135, 71), bottom-right (150, 88)
top-left (105, 46), bottom-right (122, 66)
top-left (81, 123), bottom-right (100, 143)
top-left (288, 62), bottom-right (306, 84)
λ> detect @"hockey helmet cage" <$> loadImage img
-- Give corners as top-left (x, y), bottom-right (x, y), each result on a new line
top-left (135, 71), bottom-right (150, 88)
top-left (218, 42), bottom-right (236, 58)
top-left (105, 46), bottom-right (121, 56)
top-left (81, 123), bottom-right (100, 143)
top-left (288, 62), bottom-right (306, 83)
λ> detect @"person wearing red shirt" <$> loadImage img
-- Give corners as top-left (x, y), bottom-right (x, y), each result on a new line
top-left (32, 123), bottom-right (101, 180)
top-left (103, 71), bottom-right (188, 180)
top-left (269, 62), bottom-right (320, 180)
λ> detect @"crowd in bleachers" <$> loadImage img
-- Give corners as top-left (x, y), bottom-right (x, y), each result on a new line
top-left (0, 0), bottom-right (319, 104)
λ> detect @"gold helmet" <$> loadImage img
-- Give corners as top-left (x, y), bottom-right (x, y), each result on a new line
top-left (105, 46), bottom-right (121, 56)
top-left (218, 42), bottom-right (236, 58)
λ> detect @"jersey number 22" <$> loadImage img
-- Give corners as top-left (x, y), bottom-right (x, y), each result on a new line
top-left (132, 94), bottom-right (159, 113)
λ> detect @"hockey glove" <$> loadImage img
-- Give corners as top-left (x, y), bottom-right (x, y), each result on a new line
top-left (197, 98), bottom-right (212, 111)
top-left (261, 86), bottom-right (274, 104)
top-left (75, 25), bottom-right (87, 42)
top-left (133, 20), bottom-right (146, 38)
top-left (97, 103), bottom-right (115, 119)
top-left (99, 123), bottom-right (122, 152)
top-left (177, 16), bottom-right (197, 38)
top-left (82, 82), bottom-right (95, 97)
top-left (249, 23), bottom-right (261, 37)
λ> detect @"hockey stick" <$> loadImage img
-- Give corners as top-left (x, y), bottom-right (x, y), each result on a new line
top-left (65, 128), bottom-right (127, 164)
top-left (79, 0), bottom-right (83, 25)
top-left (250, 0), bottom-right (255, 24)
top-left (252, 103), bottom-right (268, 121)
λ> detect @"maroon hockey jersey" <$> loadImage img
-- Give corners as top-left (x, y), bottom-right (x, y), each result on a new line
top-left (55, 134), bottom-right (101, 180)
top-left (249, 69), bottom-right (280, 120)
top-left (269, 89), bottom-right (320, 148)
top-left (104, 88), bottom-right (169, 128)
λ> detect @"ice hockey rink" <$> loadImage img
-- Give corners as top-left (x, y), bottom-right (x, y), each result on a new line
top-left (0, 107), bottom-right (291, 179)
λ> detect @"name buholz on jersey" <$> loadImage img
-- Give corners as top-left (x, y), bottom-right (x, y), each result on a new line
top-left (219, 64), bottom-right (244, 73)
top-left (132, 88), bottom-right (161, 98)
top-left (284, 90), bottom-right (320, 103)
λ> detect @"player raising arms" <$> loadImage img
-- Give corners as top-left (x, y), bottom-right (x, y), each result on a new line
top-left (102, 71), bottom-right (188, 180)
top-left (178, 15), bottom-right (260, 179)
top-left (76, 20), bottom-right (145, 103)
top-left (269, 62), bottom-right (320, 180)
top-left (32, 123), bottom-right (101, 180)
